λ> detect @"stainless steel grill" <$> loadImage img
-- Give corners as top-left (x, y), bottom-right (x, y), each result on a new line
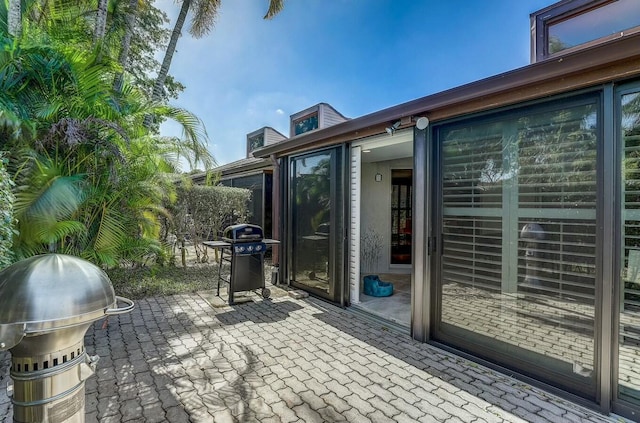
top-left (220, 224), bottom-right (269, 304)
top-left (221, 224), bottom-right (264, 243)
top-left (203, 224), bottom-right (279, 305)
top-left (0, 254), bottom-right (133, 423)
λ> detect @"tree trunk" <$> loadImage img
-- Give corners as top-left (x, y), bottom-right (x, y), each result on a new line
top-left (144, 0), bottom-right (191, 128)
top-left (113, 0), bottom-right (139, 92)
top-left (94, 0), bottom-right (109, 43)
top-left (8, 0), bottom-right (21, 37)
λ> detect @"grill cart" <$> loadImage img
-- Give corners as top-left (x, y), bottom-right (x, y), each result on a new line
top-left (203, 224), bottom-right (279, 305)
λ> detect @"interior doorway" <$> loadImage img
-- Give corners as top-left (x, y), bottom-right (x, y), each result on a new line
top-left (391, 169), bottom-right (412, 265)
top-left (350, 131), bottom-right (413, 328)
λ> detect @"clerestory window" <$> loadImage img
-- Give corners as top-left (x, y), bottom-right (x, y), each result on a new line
top-left (531, 0), bottom-right (640, 63)
top-left (293, 113), bottom-right (319, 136)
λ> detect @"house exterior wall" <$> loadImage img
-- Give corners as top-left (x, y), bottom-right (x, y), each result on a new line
top-left (264, 127), bottom-right (287, 146)
top-left (319, 103), bottom-right (349, 128)
top-left (273, 80), bottom-right (640, 421)
top-left (262, 15), bottom-right (640, 420)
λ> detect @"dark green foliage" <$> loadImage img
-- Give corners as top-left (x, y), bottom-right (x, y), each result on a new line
top-left (0, 29), bottom-right (212, 267)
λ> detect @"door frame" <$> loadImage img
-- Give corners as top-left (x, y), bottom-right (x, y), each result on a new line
top-left (284, 145), bottom-right (348, 306)
top-left (611, 80), bottom-right (640, 420)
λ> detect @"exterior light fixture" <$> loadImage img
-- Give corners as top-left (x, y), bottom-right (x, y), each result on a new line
top-left (363, 149), bottom-right (371, 153)
top-left (375, 173), bottom-right (382, 182)
top-left (385, 121), bottom-right (401, 136)
top-left (415, 116), bottom-right (430, 130)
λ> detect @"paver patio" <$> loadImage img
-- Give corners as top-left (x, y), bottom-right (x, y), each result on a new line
top-left (0, 286), bottom-right (632, 422)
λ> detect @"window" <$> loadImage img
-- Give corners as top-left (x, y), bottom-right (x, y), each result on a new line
top-left (248, 133), bottom-right (264, 153)
top-left (293, 113), bottom-right (318, 136)
top-left (229, 174), bottom-right (264, 229)
top-left (531, 0), bottom-right (640, 62)
top-left (619, 88), bottom-right (640, 407)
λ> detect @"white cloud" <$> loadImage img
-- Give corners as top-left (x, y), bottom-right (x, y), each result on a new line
top-left (276, 109), bottom-right (284, 115)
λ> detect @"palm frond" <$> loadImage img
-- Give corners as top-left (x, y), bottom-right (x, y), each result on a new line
top-left (34, 219), bottom-right (86, 244)
top-left (155, 106), bottom-right (215, 170)
top-left (13, 171), bottom-right (85, 221)
top-left (189, 0), bottom-right (220, 38)
top-left (92, 204), bottom-right (127, 252)
top-left (264, 0), bottom-right (284, 19)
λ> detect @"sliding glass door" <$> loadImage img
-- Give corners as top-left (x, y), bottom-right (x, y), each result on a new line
top-left (433, 94), bottom-right (600, 399)
top-left (617, 85), bottom-right (640, 416)
top-left (287, 147), bottom-right (345, 304)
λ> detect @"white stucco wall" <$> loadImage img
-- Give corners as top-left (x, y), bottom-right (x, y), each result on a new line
top-left (360, 157), bottom-right (413, 274)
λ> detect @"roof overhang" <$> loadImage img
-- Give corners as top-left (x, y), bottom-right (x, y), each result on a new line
top-left (190, 157), bottom-right (271, 184)
top-left (253, 31), bottom-right (640, 159)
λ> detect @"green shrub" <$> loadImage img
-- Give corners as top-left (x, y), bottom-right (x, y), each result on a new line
top-left (168, 184), bottom-right (251, 265)
top-left (0, 152), bottom-right (16, 269)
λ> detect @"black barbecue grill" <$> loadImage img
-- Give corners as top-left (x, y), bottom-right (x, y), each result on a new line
top-left (203, 224), bottom-right (279, 304)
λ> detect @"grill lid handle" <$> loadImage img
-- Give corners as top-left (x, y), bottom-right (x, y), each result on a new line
top-left (0, 323), bottom-right (26, 351)
top-left (105, 296), bottom-right (135, 315)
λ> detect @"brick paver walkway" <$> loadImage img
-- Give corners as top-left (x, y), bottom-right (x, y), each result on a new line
top-left (0, 290), bottom-right (631, 422)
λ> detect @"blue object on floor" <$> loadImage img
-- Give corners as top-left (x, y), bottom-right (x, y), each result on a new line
top-left (363, 275), bottom-right (393, 297)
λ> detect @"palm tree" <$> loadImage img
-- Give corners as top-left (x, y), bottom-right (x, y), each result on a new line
top-left (113, 0), bottom-right (138, 92)
top-left (8, 0), bottom-right (21, 36)
top-left (0, 33), bottom-right (214, 266)
top-left (94, 0), bottom-right (108, 43)
top-left (144, 0), bottom-right (284, 127)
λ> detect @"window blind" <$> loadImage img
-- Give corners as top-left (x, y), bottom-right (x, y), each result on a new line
top-left (441, 103), bottom-right (598, 301)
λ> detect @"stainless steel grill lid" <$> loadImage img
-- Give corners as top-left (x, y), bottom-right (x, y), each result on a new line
top-left (0, 254), bottom-right (118, 349)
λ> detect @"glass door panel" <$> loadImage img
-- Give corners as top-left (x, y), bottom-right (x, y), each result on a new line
top-left (619, 89), bottom-right (640, 408)
top-left (435, 96), bottom-right (599, 399)
top-left (289, 148), bottom-right (344, 303)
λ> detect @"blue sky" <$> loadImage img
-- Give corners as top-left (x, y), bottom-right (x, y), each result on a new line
top-left (157, 0), bottom-right (553, 168)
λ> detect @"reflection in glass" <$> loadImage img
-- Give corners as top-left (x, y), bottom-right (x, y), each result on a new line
top-left (220, 174), bottom-right (265, 234)
top-left (294, 114), bottom-right (319, 136)
top-left (548, 0), bottom-right (640, 54)
top-left (620, 91), bottom-right (640, 405)
top-left (438, 99), bottom-right (599, 396)
top-left (248, 133), bottom-right (265, 152)
top-left (291, 152), bottom-right (332, 294)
